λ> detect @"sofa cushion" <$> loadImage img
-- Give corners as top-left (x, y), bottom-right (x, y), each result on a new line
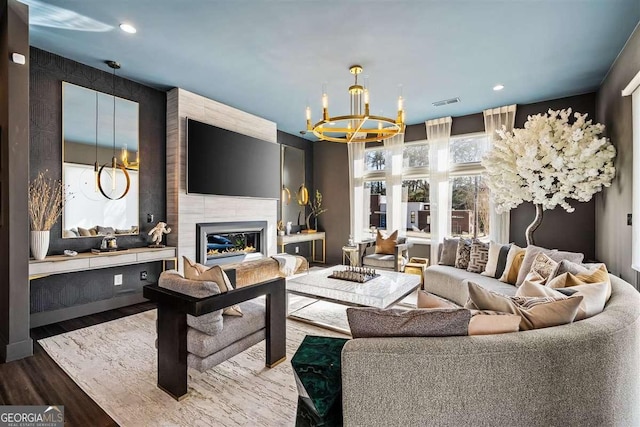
top-left (183, 257), bottom-right (243, 316)
top-left (363, 253), bottom-right (407, 270)
top-left (482, 242), bottom-right (511, 278)
top-left (468, 310), bottom-right (521, 335)
top-left (159, 270), bottom-right (221, 298)
top-left (346, 307), bottom-right (470, 338)
top-left (187, 300), bottom-right (265, 358)
top-left (516, 245), bottom-right (584, 286)
top-left (467, 241), bottom-right (489, 273)
top-left (499, 245), bottom-right (526, 285)
top-left (549, 261), bottom-right (611, 301)
top-left (465, 281), bottom-right (583, 330)
top-left (438, 237), bottom-right (459, 266)
top-left (454, 238), bottom-right (472, 270)
top-left (423, 265), bottom-right (517, 306)
top-left (516, 279), bottom-right (607, 321)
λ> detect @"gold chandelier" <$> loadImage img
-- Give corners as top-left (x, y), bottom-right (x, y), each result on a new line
top-left (305, 65), bottom-right (405, 143)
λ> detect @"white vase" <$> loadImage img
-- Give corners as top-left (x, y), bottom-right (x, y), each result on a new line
top-left (31, 230), bottom-right (50, 260)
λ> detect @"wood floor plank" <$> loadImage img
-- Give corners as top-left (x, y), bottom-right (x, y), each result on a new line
top-left (0, 302), bottom-right (156, 427)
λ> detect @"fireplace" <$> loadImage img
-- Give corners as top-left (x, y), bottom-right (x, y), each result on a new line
top-left (196, 221), bottom-right (267, 265)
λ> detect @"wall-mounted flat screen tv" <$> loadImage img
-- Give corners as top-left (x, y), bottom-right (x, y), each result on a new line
top-left (186, 118), bottom-right (280, 199)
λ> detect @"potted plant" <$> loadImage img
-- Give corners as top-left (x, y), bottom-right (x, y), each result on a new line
top-left (28, 171), bottom-right (66, 260)
top-left (304, 190), bottom-right (328, 233)
top-left (482, 108), bottom-right (616, 245)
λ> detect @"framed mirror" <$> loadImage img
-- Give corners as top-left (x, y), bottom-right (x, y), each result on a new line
top-left (62, 82), bottom-right (140, 238)
top-left (281, 145), bottom-right (305, 229)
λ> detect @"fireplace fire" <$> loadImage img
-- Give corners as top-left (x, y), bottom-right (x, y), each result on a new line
top-left (196, 221), bottom-right (267, 265)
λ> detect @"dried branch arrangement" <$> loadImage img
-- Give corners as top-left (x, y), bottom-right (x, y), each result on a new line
top-left (29, 171), bottom-right (65, 231)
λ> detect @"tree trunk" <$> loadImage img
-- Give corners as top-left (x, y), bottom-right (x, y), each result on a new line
top-left (525, 204), bottom-right (544, 246)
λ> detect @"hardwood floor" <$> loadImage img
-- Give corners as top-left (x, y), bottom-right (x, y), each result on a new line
top-left (0, 302), bottom-right (156, 427)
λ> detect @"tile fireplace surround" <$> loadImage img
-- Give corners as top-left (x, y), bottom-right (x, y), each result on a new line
top-left (166, 88), bottom-right (278, 268)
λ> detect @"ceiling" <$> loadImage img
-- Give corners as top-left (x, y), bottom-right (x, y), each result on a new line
top-left (24, 0), bottom-right (640, 139)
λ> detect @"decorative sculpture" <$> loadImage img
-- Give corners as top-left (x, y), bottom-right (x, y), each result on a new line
top-left (149, 221), bottom-right (171, 247)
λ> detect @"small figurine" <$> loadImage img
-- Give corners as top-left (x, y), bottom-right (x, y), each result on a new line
top-left (148, 221), bottom-right (171, 247)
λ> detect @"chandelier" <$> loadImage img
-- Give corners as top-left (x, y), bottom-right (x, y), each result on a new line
top-left (305, 65), bottom-right (405, 143)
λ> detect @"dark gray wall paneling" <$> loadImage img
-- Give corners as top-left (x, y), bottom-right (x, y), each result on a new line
top-left (0, 0), bottom-right (33, 362)
top-left (30, 47), bottom-right (167, 254)
top-left (596, 24), bottom-right (640, 287)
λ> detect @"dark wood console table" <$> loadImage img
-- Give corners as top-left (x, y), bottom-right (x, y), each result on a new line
top-left (143, 272), bottom-right (286, 400)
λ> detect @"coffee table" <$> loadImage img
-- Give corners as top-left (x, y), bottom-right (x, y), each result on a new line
top-left (287, 265), bottom-right (421, 333)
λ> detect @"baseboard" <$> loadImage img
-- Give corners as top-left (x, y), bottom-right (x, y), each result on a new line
top-left (30, 293), bottom-right (148, 328)
top-left (2, 337), bottom-right (34, 362)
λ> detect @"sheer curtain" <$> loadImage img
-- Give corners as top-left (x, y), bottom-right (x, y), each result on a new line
top-left (348, 142), bottom-right (366, 243)
top-left (427, 117), bottom-right (452, 264)
top-left (384, 133), bottom-right (405, 236)
top-left (483, 105), bottom-right (516, 244)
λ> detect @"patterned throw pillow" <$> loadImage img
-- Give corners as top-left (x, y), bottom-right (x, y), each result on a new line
top-left (528, 253), bottom-right (558, 284)
top-left (467, 241), bottom-right (489, 273)
top-left (548, 261), bottom-right (612, 301)
top-left (454, 239), bottom-right (472, 270)
top-left (375, 230), bottom-right (398, 255)
top-left (515, 245), bottom-right (584, 286)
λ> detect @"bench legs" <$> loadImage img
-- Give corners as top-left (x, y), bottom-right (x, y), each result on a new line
top-left (265, 283), bottom-right (287, 367)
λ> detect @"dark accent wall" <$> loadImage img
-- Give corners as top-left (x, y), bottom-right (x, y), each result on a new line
top-left (0, 0), bottom-right (33, 362)
top-left (596, 24), bottom-right (640, 287)
top-left (318, 93), bottom-right (599, 260)
top-left (28, 48), bottom-right (168, 327)
top-left (313, 141), bottom-right (349, 264)
top-left (30, 47), bottom-right (166, 254)
top-left (277, 131), bottom-right (315, 257)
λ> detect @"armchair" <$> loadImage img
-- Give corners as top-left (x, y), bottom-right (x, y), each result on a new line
top-left (359, 236), bottom-right (410, 272)
top-left (143, 269), bottom-right (286, 400)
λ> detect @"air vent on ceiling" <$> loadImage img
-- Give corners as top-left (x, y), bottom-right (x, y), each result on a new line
top-left (432, 97), bottom-right (461, 107)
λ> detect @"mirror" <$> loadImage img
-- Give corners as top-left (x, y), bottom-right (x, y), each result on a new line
top-left (62, 82), bottom-right (140, 238)
top-left (281, 145), bottom-right (305, 229)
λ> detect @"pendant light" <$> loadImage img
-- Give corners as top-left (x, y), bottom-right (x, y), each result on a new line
top-left (97, 60), bottom-right (130, 200)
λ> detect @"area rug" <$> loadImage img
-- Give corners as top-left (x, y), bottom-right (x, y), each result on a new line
top-left (39, 310), bottom-right (347, 426)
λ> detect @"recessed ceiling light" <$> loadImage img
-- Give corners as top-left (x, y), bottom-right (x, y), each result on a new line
top-left (119, 23), bottom-right (137, 34)
top-left (493, 84), bottom-right (504, 91)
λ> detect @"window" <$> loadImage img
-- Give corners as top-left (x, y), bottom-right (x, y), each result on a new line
top-left (404, 179), bottom-right (430, 238)
top-left (365, 149), bottom-right (386, 171)
top-left (364, 180), bottom-right (386, 235)
top-left (450, 175), bottom-right (489, 239)
top-left (450, 134), bottom-right (488, 164)
top-left (403, 143), bottom-right (429, 169)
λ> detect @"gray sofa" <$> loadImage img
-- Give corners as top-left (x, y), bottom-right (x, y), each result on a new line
top-left (341, 269), bottom-right (640, 426)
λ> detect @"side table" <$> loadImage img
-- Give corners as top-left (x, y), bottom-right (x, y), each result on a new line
top-left (341, 246), bottom-right (359, 266)
top-left (292, 335), bottom-right (349, 426)
top-left (404, 257), bottom-right (429, 288)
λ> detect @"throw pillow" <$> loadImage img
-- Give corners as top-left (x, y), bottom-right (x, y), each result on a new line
top-left (528, 253), bottom-right (558, 284)
top-left (467, 241), bottom-right (490, 273)
top-left (481, 242), bottom-right (511, 278)
top-left (516, 279), bottom-right (608, 321)
top-left (515, 245), bottom-right (584, 287)
top-left (183, 257), bottom-right (243, 316)
top-left (96, 225), bottom-right (116, 235)
top-left (346, 307), bottom-right (470, 338)
top-left (549, 261), bottom-right (612, 301)
top-left (438, 237), bottom-right (460, 266)
top-left (454, 238), bottom-right (472, 270)
top-left (499, 245), bottom-right (526, 285)
top-left (375, 230), bottom-right (398, 255)
top-left (465, 281), bottom-right (583, 330)
top-left (158, 270), bottom-right (224, 335)
top-left (417, 291), bottom-right (460, 309)
top-left (77, 227), bottom-right (92, 237)
top-left (468, 310), bottom-right (521, 335)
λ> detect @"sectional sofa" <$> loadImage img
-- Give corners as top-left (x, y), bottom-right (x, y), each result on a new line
top-left (341, 268), bottom-right (640, 426)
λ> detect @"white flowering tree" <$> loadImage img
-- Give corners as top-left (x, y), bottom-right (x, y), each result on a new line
top-left (481, 108), bottom-right (616, 244)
